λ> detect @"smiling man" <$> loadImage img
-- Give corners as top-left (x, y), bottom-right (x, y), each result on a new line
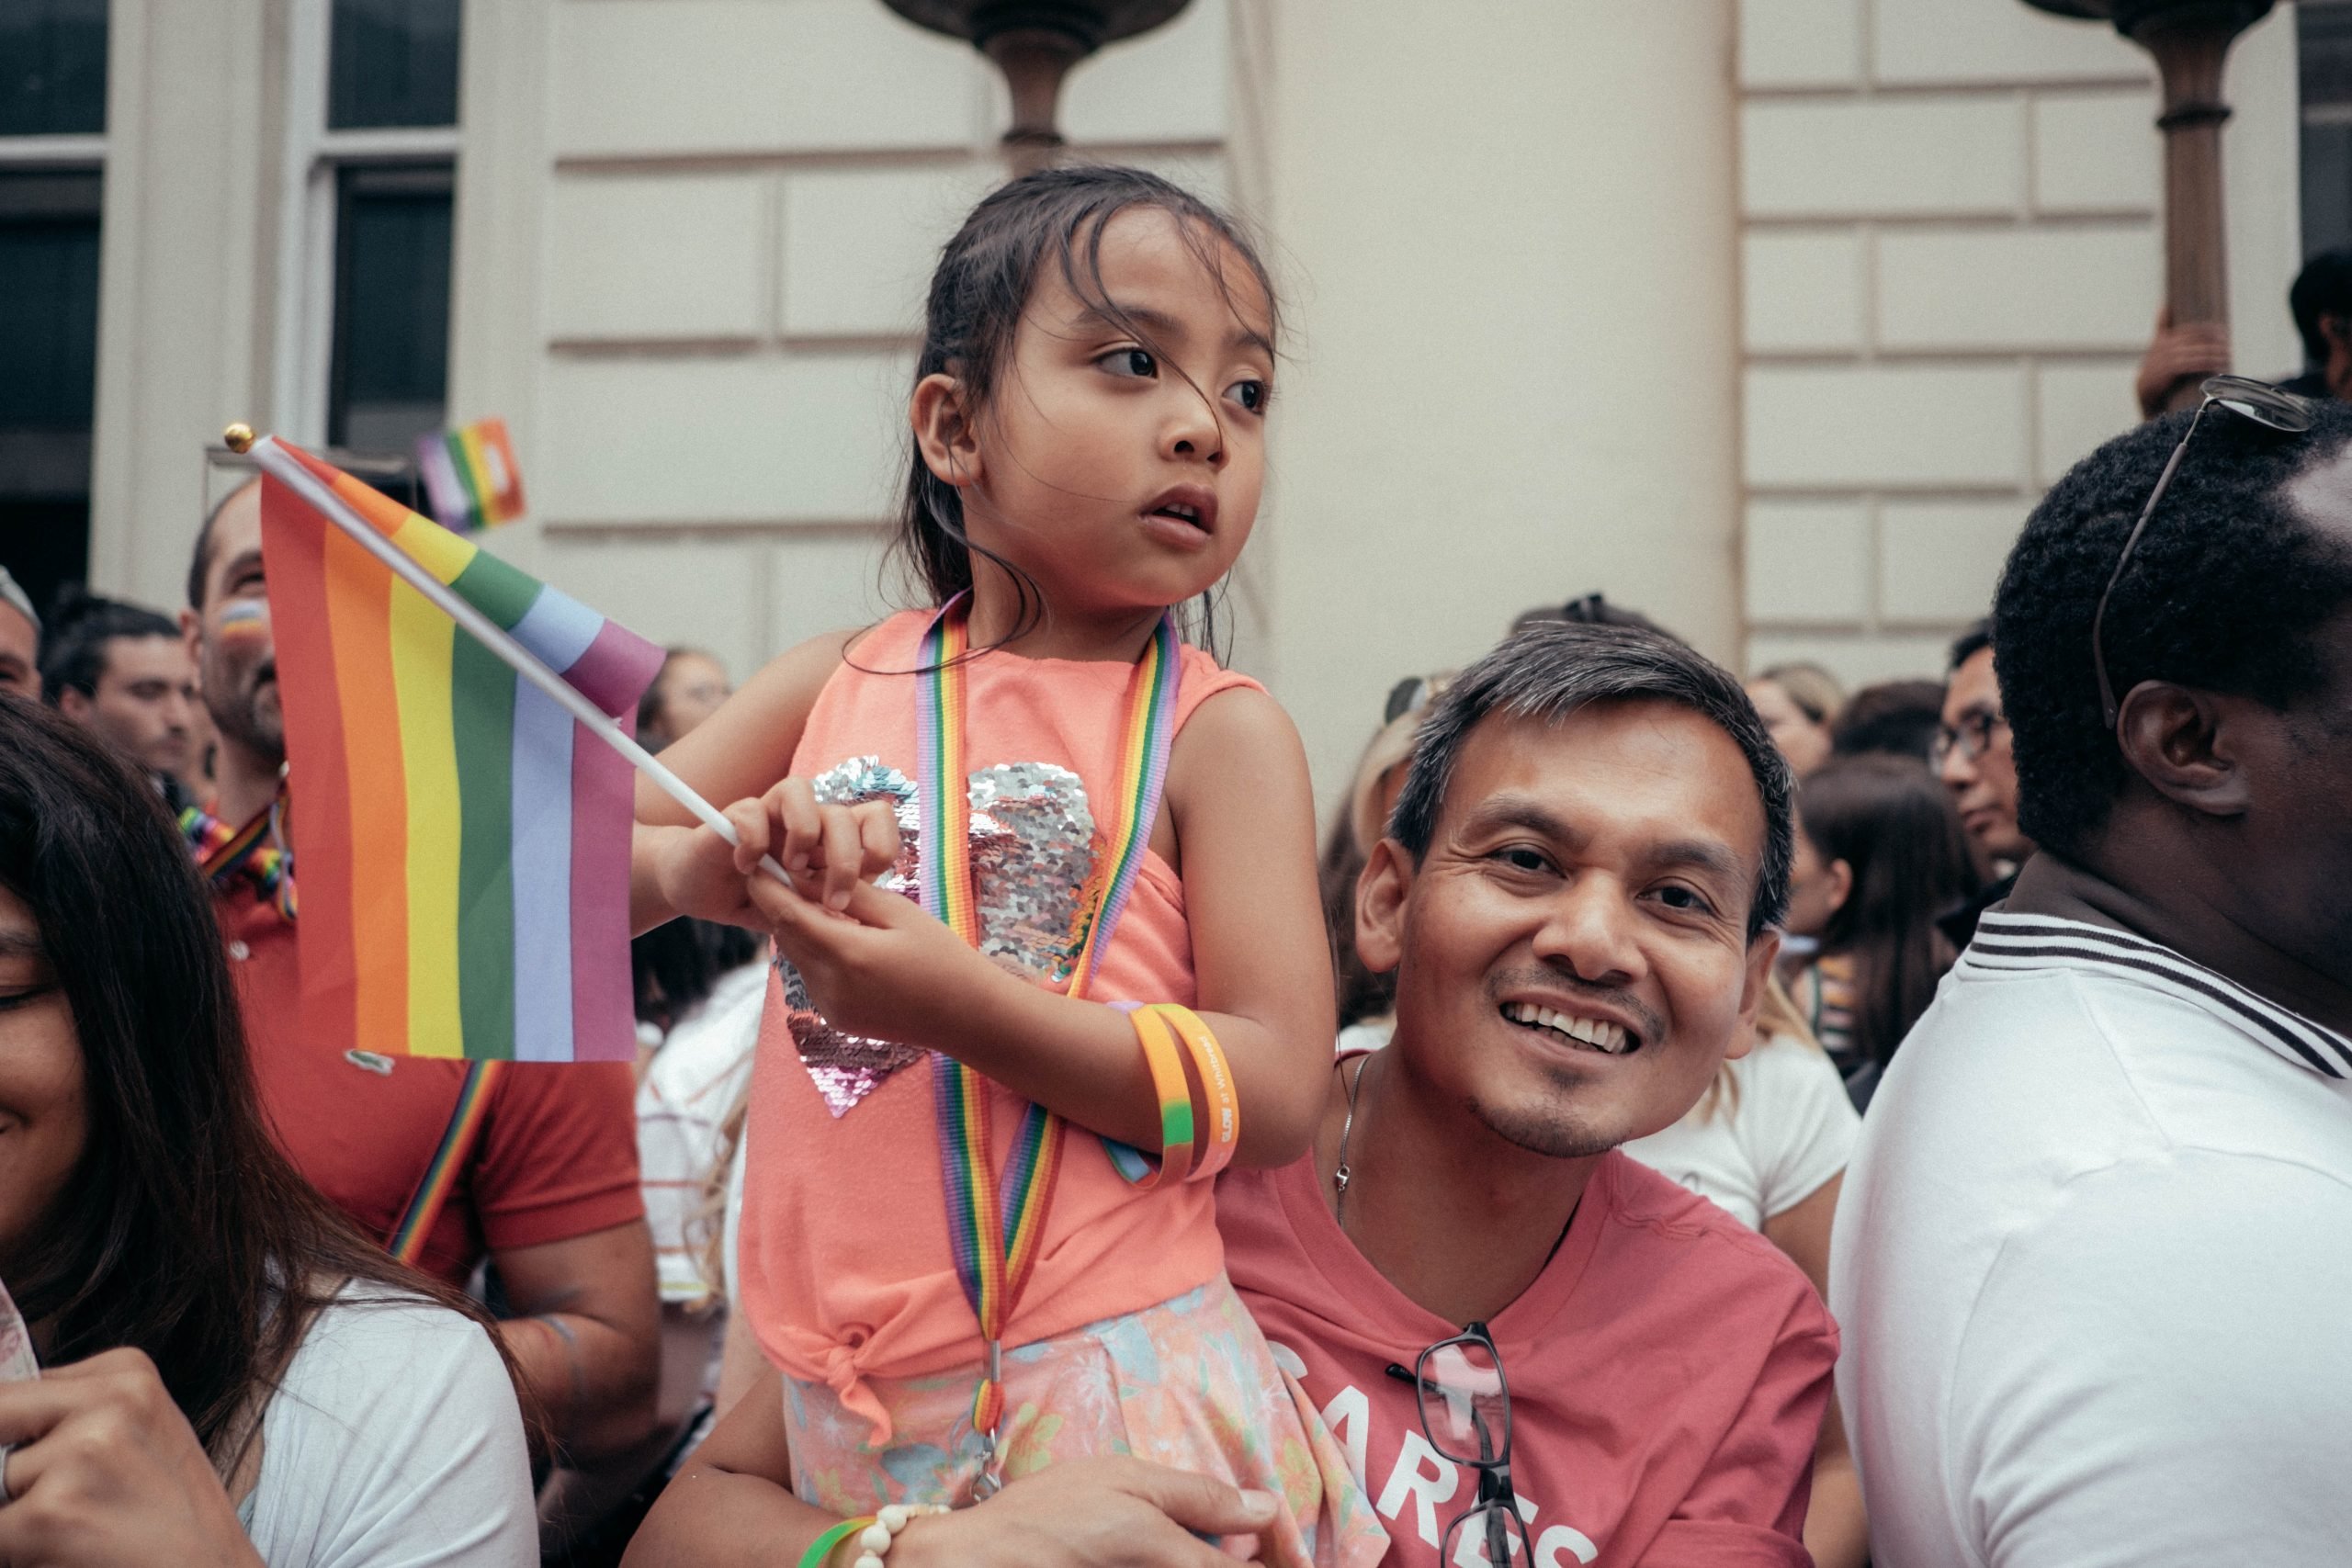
top-left (1221, 624), bottom-right (1837, 1568)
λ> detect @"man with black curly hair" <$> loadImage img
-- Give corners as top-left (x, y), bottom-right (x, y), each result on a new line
top-left (1831, 397), bottom-right (2352, 1565)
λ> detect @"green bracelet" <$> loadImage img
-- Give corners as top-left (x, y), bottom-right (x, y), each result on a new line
top-left (797, 1517), bottom-right (876, 1568)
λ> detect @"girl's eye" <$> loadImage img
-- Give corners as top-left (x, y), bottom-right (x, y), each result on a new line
top-left (1100, 348), bottom-right (1157, 379)
top-left (1227, 378), bottom-right (1267, 413)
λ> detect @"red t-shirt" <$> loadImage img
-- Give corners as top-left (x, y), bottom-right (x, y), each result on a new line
top-left (1220, 1149), bottom-right (1835, 1568)
top-left (219, 883), bottom-right (645, 1286)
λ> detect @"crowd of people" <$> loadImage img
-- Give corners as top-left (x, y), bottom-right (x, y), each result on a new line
top-left (0, 163), bottom-right (2347, 1568)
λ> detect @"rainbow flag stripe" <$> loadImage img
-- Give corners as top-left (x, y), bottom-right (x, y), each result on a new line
top-left (416, 416), bottom-right (526, 533)
top-left (261, 441), bottom-right (660, 1062)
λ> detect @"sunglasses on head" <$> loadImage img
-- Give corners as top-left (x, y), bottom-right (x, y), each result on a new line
top-left (2091, 375), bottom-right (2315, 729)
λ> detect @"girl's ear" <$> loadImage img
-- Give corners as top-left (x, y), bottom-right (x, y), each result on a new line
top-left (910, 373), bottom-right (983, 490)
top-left (1825, 858), bottom-right (1855, 917)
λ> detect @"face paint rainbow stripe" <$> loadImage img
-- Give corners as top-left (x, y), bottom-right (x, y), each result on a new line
top-left (215, 598), bottom-right (270, 642)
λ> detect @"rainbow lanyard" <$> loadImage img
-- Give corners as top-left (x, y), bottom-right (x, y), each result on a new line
top-left (183, 786), bottom-right (298, 922)
top-left (915, 598), bottom-right (1182, 1493)
top-left (385, 1059), bottom-right (504, 1266)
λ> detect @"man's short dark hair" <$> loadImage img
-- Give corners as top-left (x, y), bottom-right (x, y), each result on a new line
top-left (1508, 592), bottom-right (1676, 640)
top-left (1388, 622), bottom-right (1792, 936)
top-left (187, 478), bottom-right (258, 611)
top-left (1949, 618), bottom-right (1992, 673)
top-left (38, 586), bottom-right (182, 705)
top-left (1994, 398), bottom-right (2352, 857)
top-left (2290, 246), bottom-right (2352, 369)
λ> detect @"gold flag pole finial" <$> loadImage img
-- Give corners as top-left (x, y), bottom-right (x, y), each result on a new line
top-left (223, 423), bottom-right (255, 454)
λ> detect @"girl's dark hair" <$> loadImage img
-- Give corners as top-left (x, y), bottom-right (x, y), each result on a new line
top-left (632, 917), bottom-right (762, 1033)
top-left (1798, 753), bottom-right (1980, 1068)
top-left (890, 164), bottom-right (1279, 646)
top-left (0, 695), bottom-right (514, 1472)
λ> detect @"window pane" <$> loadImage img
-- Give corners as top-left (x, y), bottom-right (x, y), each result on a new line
top-left (2301, 7), bottom-right (2352, 258)
top-left (0, 171), bottom-right (101, 626)
top-left (0, 0), bottom-right (107, 137)
top-left (328, 164), bottom-right (453, 454)
top-left (329, 0), bottom-right (461, 130)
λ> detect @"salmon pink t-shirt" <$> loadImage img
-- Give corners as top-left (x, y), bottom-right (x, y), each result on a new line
top-left (1220, 1148), bottom-right (1836, 1568)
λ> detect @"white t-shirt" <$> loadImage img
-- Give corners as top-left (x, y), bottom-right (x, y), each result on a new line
top-left (242, 1288), bottom-right (535, 1567)
top-left (637, 958), bottom-right (767, 1304)
top-left (1620, 1032), bottom-right (1858, 1230)
top-left (1830, 910), bottom-right (2352, 1568)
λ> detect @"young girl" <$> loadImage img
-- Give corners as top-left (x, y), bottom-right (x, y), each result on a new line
top-left (629, 167), bottom-right (1385, 1567)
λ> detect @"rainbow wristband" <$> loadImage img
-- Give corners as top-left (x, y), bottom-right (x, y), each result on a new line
top-left (1116, 1000), bottom-right (1198, 1187)
top-left (798, 1517), bottom-right (877, 1568)
top-left (1148, 1004), bottom-right (1240, 1181)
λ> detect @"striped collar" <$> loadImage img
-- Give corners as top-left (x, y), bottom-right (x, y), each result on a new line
top-left (1962, 911), bottom-right (2352, 1081)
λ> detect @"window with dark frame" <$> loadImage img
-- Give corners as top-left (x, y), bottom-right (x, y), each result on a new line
top-left (2301, 4), bottom-right (2352, 262)
top-left (0, 0), bottom-right (107, 617)
top-left (320, 0), bottom-right (460, 458)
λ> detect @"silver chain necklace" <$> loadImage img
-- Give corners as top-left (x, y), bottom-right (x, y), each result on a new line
top-left (1332, 1052), bottom-right (1375, 1227)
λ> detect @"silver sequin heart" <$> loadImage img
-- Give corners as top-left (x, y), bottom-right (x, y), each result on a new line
top-left (784, 756), bottom-right (1099, 1117)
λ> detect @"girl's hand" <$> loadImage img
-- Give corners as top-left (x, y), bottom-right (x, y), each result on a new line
top-left (649, 782), bottom-right (901, 930)
top-left (0, 1348), bottom-right (264, 1568)
top-left (891, 1458), bottom-right (1280, 1568)
top-left (749, 866), bottom-right (1004, 1049)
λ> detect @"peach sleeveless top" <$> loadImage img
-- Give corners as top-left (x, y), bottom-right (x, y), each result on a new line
top-left (736, 610), bottom-right (1261, 1437)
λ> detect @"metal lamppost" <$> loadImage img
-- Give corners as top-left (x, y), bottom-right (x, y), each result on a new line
top-left (2023, 1), bottom-right (2275, 410)
top-left (883, 1), bottom-right (1193, 174)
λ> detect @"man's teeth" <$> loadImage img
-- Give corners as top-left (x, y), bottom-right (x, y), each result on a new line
top-left (1503, 1001), bottom-right (1632, 1055)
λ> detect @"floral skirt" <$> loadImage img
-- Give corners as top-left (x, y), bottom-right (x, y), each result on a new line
top-left (782, 1276), bottom-right (1388, 1568)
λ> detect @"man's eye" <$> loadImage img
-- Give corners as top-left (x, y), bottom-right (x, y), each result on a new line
top-left (1495, 847), bottom-right (1550, 874)
top-left (1653, 886), bottom-right (1715, 915)
top-left (1227, 378), bottom-right (1267, 412)
top-left (1099, 348), bottom-right (1157, 379)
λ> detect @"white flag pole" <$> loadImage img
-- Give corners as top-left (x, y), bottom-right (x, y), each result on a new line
top-left (243, 434), bottom-right (794, 891)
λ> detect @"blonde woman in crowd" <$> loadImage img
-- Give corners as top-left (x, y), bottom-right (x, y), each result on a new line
top-left (1747, 661), bottom-right (1844, 777)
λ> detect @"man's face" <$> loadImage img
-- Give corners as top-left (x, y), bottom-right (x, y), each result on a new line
top-left (59, 635), bottom-right (197, 777)
top-left (1359, 702), bottom-right (1778, 1158)
top-left (0, 604), bottom-right (36, 700)
top-left (183, 483), bottom-right (280, 761)
top-left (1938, 648), bottom-right (2030, 864)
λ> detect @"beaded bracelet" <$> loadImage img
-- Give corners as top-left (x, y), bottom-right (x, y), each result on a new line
top-left (848, 1503), bottom-right (951, 1568)
top-left (1148, 1003), bottom-right (1240, 1182)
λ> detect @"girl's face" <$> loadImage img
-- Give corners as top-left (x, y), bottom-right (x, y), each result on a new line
top-left (0, 887), bottom-right (88, 1282)
top-left (944, 206), bottom-right (1274, 620)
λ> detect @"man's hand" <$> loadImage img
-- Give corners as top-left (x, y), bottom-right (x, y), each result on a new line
top-left (892, 1457), bottom-right (1283, 1568)
top-left (2136, 304), bottom-right (2231, 419)
top-left (0, 1348), bottom-right (264, 1568)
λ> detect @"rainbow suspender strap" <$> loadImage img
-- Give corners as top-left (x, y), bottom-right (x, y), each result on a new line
top-left (386, 1059), bottom-right (504, 1266)
top-left (916, 600), bottom-right (1182, 1490)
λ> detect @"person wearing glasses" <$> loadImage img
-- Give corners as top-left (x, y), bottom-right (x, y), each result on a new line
top-left (1833, 380), bottom-right (2352, 1564)
top-left (1932, 619), bottom-right (2035, 949)
top-left (1226, 622), bottom-right (1837, 1566)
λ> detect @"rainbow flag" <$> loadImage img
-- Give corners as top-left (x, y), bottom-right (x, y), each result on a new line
top-left (260, 441), bottom-right (660, 1062)
top-left (416, 416), bottom-right (526, 533)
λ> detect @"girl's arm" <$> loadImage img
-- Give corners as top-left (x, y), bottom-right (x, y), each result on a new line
top-left (629, 627), bottom-right (862, 937)
top-left (748, 686), bottom-right (1336, 1168)
top-left (620, 1362), bottom-right (1274, 1568)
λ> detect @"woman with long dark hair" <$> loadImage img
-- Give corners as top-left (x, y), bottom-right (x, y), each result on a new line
top-left (0, 696), bottom-right (533, 1564)
top-left (1784, 753), bottom-right (1980, 1106)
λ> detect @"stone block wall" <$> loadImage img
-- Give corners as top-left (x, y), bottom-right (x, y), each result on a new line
top-left (1735, 0), bottom-right (2301, 686)
top-left (501, 0), bottom-right (1233, 685)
